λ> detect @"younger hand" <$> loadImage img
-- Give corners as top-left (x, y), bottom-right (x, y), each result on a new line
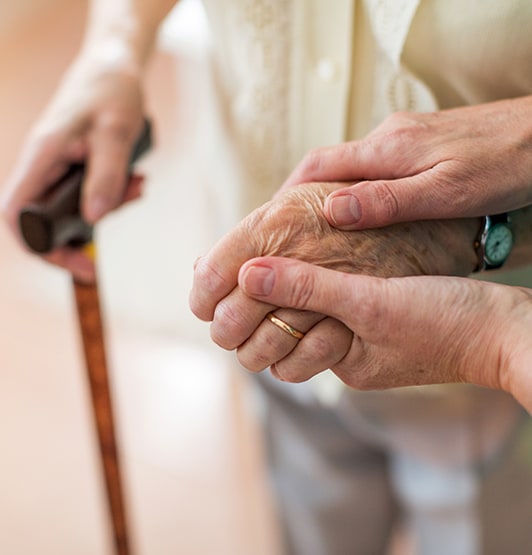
top-left (283, 97), bottom-right (532, 230)
top-left (238, 256), bottom-right (532, 412)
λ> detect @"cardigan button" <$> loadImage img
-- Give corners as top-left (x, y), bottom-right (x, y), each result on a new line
top-left (316, 58), bottom-right (338, 82)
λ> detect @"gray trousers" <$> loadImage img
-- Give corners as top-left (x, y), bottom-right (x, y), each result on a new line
top-left (256, 374), bottom-right (532, 555)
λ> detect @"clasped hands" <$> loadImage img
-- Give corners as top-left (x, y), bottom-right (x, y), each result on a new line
top-left (190, 100), bottom-right (532, 408)
top-left (190, 181), bottom-right (490, 389)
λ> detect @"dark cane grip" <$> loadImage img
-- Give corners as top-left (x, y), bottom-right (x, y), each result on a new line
top-left (19, 119), bottom-right (152, 254)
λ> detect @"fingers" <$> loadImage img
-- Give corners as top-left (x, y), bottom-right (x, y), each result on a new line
top-left (44, 248), bottom-right (96, 283)
top-left (236, 309), bottom-right (326, 371)
top-left (208, 266), bottom-right (353, 383)
top-left (45, 173), bottom-right (144, 281)
top-left (281, 122), bottom-right (422, 191)
top-left (209, 277), bottom-right (350, 384)
top-left (210, 286), bottom-right (275, 350)
top-left (210, 284), bottom-right (323, 356)
top-left (83, 118), bottom-right (141, 223)
top-left (238, 256), bottom-right (379, 324)
top-left (0, 134), bottom-right (71, 232)
top-left (122, 173), bottom-right (145, 203)
top-left (268, 317), bottom-right (354, 382)
top-left (1, 125), bottom-right (143, 240)
top-left (282, 141), bottom-right (379, 190)
top-left (237, 257), bottom-right (443, 388)
top-left (232, 270), bottom-right (362, 383)
top-left (190, 228), bottom-right (259, 322)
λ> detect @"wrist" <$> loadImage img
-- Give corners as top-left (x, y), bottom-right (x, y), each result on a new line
top-left (449, 217), bottom-right (482, 276)
top-left (78, 34), bottom-right (148, 78)
top-left (81, 3), bottom-right (164, 75)
top-left (410, 217), bottom-right (480, 277)
top-left (498, 288), bottom-right (532, 411)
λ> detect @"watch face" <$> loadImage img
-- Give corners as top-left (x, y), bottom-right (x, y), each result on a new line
top-left (485, 223), bottom-right (513, 265)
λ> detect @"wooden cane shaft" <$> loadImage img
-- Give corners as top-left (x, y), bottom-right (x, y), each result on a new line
top-left (73, 278), bottom-right (131, 555)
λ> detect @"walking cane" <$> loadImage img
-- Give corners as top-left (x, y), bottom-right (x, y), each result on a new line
top-left (18, 121), bottom-right (152, 555)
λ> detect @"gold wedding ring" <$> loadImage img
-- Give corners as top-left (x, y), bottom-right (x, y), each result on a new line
top-left (265, 312), bottom-right (305, 340)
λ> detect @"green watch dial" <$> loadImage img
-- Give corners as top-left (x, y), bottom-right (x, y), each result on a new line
top-left (485, 223), bottom-right (513, 265)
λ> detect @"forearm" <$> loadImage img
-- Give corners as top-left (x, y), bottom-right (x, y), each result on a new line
top-left (81, 0), bottom-right (178, 72)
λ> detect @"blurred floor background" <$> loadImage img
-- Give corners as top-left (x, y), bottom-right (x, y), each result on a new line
top-left (0, 1), bottom-right (282, 554)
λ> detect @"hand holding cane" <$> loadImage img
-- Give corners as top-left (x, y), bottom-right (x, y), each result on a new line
top-left (18, 121), bottom-right (152, 555)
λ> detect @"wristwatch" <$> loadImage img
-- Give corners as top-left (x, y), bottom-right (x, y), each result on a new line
top-left (473, 213), bottom-right (513, 272)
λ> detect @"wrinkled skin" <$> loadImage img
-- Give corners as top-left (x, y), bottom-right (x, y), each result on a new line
top-left (238, 256), bottom-right (532, 414)
top-left (190, 181), bottom-right (479, 381)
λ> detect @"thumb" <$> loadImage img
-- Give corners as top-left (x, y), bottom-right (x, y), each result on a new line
top-left (238, 256), bottom-right (384, 326)
top-left (324, 174), bottom-right (444, 230)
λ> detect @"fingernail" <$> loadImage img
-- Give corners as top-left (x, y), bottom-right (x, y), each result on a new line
top-left (328, 194), bottom-right (361, 226)
top-left (243, 265), bottom-right (274, 296)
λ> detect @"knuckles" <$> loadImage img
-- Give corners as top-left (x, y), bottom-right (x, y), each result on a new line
top-left (94, 112), bottom-right (139, 144)
top-left (370, 181), bottom-right (401, 222)
top-left (237, 348), bottom-right (272, 373)
top-left (333, 356), bottom-right (387, 391)
top-left (379, 110), bottom-right (428, 135)
top-left (193, 258), bottom-right (227, 299)
top-left (210, 299), bottom-right (255, 350)
top-left (298, 147), bottom-right (326, 180)
top-left (300, 334), bottom-right (340, 367)
top-left (272, 358), bottom-right (317, 383)
top-left (285, 269), bottom-right (316, 309)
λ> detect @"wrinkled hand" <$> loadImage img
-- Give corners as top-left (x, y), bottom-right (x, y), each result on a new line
top-left (283, 97), bottom-right (532, 230)
top-left (0, 56), bottom-right (145, 282)
top-left (190, 182), bottom-right (479, 381)
top-left (238, 256), bottom-right (532, 413)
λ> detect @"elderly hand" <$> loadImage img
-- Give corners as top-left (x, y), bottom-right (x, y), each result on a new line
top-left (238, 256), bottom-right (532, 413)
top-left (283, 97), bottom-right (532, 230)
top-left (190, 181), bottom-right (479, 381)
top-left (0, 56), bottom-right (145, 282)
